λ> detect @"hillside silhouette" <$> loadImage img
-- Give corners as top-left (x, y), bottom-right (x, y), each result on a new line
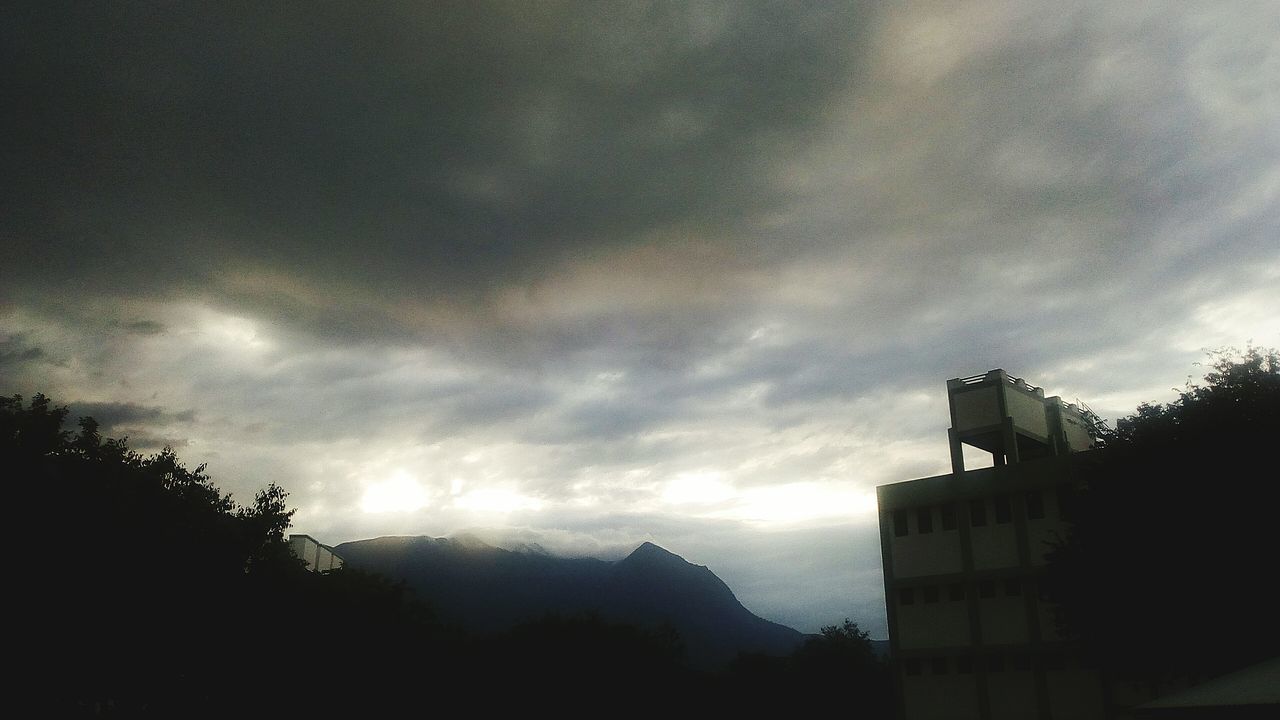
top-left (336, 535), bottom-right (804, 668)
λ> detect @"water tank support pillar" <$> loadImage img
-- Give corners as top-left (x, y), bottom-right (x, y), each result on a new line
top-left (949, 428), bottom-right (966, 474)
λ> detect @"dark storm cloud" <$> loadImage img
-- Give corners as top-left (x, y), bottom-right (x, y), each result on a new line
top-left (123, 434), bottom-right (191, 451)
top-left (3, 1), bottom-right (868, 320)
top-left (182, 357), bottom-right (558, 444)
top-left (67, 400), bottom-right (196, 433)
top-left (122, 320), bottom-right (166, 336)
top-left (0, 334), bottom-right (47, 369)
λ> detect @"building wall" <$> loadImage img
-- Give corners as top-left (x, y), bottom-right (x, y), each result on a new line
top-left (891, 505), bottom-right (964, 577)
top-left (903, 673), bottom-right (983, 720)
top-left (953, 386), bottom-right (1002, 431)
top-left (1006, 389), bottom-right (1049, 439)
top-left (970, 517), bottom-right (1019, 570)
top-left (897, 590), bottom-right (971, 649)
top-left (1061, 413), bottom-right (1094, 452)
top-left (987, 669), bottom-right (1039, 719)
top-left (879, 456), bottom-right (1104, 720)
top-left (288, 534), bottom-right (344, 572)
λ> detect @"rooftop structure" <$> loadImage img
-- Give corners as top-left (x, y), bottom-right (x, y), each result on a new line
top-left (288, 534), bottom-right (345, 573)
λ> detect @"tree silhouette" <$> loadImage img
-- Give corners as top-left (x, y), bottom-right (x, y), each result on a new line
top-left (792, 619), bottom-right (889, 714)
top-left (1044, 346), bottom-right (1280, 682)
top-left (5, 393), bottom-right (462, 716)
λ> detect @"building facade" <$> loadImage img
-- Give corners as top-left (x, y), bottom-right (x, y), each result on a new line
top-left (878, 370), bottom-right (1106, 720)
top-left (288, 534), bottom-right (345, 572)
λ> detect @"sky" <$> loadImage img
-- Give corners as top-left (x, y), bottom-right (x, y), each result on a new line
top-left (3, 2), bottom-right (1278, 637)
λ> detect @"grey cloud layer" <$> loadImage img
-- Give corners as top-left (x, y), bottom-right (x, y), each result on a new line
top-left (4, 2), bottom-right (866, 314)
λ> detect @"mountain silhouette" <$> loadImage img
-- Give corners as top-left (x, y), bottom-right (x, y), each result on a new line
top-left (335, 536), bottom-right (804, 668)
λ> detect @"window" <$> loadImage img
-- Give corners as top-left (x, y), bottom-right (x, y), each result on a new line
top-left (956, 656), bottom-right (974, 674)
top-left (905, 659), bottom-right (922, 676)
top-left (940, 503), bottom-right (957, 530)
top-left (1026, 490), bottom-right (1045, 520)
top-left (979, 579), bottom-right (996, 599)
top-left (899, 588), bottom-right (915, 606)
top-left (948, 583), bottom-right (964, 601)
top-left (894, 509), bottom-right (909, 537)
top-left (923, 586), bottom-right (940, 604)
top-left (970, 499), bottom-right (987, 527)
top-left (986, 654), bottom-right (1005, 673)
top-left (1004, 578), bottom-right (1021, 596)
top-left (994, 494), bottom-right (1012, 524)
top-left (917, 507), bottom-right (933, 534)
top-left (1012, 654), bottom-right (1032, 671)
top-left (931, 657), bottom-right (948, 675)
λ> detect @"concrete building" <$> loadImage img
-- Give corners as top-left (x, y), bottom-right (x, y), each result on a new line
top-left (878, 369), bottom-right (1105, 720)
top-left (288, 534), bottom-right (345, 572)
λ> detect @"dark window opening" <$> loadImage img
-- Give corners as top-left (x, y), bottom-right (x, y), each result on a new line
top-left (1004, 578), bottom-right (1021, 596)
top-left (900, 588), bottom-right (915, 606)
top-left (995, 494), bottom-right (1012, 524)
top-left (917, 507), bottom-right (933, 534)
top-left (948, 583), bottom-right (964, 601)
top-left (931, 657), bottom-right (948, 675)
top-left (1012, 654), bottom-right (1032, 671)
top-left (905, 659), bottom-right (922, 676)
top-left (979, 579), bottom-right (996, 599)
top-left (1026, 490), bottom-right (1045, 520)
top-left (970, 499), bottom-right (987, 527)
top-left (893, 510), bottom-right (909, 537)
top-left (940, 503), bottom-right (957, 530)
top-left (1043, 654), bottom-right (1065, 671)
top-left (956, 656), bottom-right (973, 674)
top-left (923, 586), bottom-right (940, 604)
top-left (986, 654), bottom-right (1005, 673)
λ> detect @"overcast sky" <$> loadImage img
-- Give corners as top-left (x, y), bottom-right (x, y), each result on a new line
top-left (3, 1), bottom-right (1277, 636)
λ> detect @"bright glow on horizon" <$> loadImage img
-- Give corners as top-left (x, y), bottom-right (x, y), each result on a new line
top-left (662, 471), bottom-right (735, 505)
top-left (360, 470), bottom-right (430, 513)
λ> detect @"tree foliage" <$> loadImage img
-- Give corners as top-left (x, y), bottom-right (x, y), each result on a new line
top-left (723, 618), bottom-right (889, 716)
top-left (5, 393), bottom-right (456, 716)
top-left (1044, 346), bottom-right (1280, 681)
top-left (1112, 344), bottom-right (1279, 446)
top-left (793, 619), bottom-right (878, 671)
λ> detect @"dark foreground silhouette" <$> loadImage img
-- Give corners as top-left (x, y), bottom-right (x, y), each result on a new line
top-left (5, 393), bottom-right (889, 717)
top-left (1043, 346), bottom-right (1280, 685)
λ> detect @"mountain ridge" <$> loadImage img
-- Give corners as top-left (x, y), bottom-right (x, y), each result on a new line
top-left (334, 535), bottom-right (804, 668)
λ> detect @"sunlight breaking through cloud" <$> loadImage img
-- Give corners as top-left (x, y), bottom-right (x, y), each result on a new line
top-left (360, 470), bottom-right (430, 514)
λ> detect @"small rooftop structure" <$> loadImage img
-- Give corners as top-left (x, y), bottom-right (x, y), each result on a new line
top-left (288, 534), bottom-right (344, 572)
top-left (946, 369), bottom-right (1096, 473)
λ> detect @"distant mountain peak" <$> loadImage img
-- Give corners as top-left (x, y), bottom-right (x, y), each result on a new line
top-left (623, 541), bottom-right (689, 565)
